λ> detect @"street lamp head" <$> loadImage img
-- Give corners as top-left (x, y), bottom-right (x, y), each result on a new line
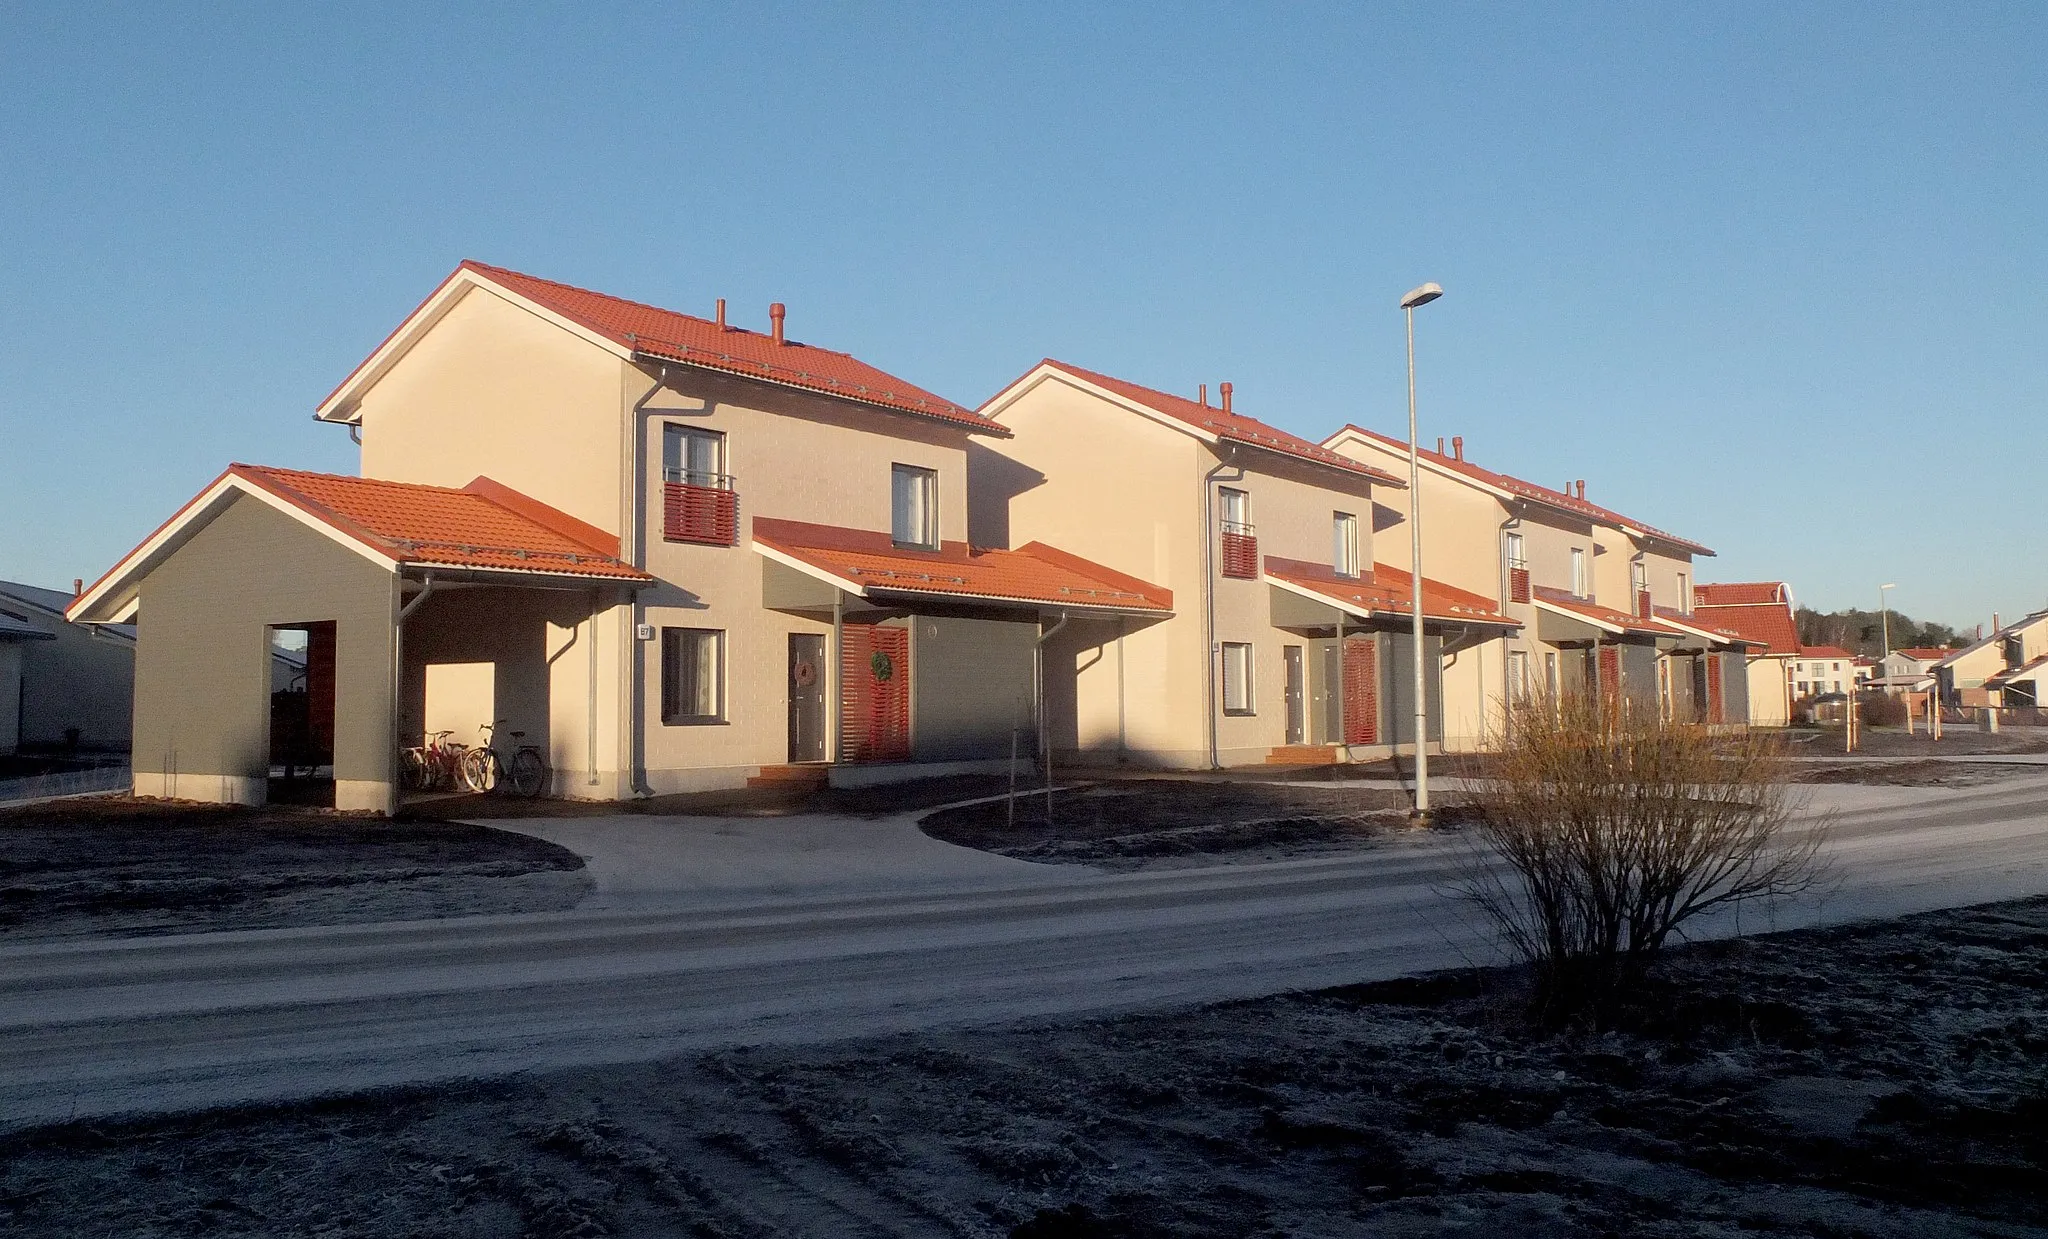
top-left (1400, 282), bottom-right (1444, 310)
top-left (1880, 582), bottom-right (1897, 590)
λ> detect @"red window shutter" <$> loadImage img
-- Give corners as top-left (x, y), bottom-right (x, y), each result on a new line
top-left (1509, 567), bottom-right (1531, 604)
top-left (1637, 589), bottom-right (1653, 620)
top-left (1342, 635), bottom-right (1378, 745)
top-left (1220, 530), bottom-right (1259, 579)
top-left (664, 481), bottom-right (739, 545)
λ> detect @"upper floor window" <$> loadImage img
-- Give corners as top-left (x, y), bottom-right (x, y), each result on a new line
top-left (1504, 531), bottom-right (1529, 603)
top-left (1677, 571), bottom-right (1689, 613)
top-left (892, 464), bottom-right (938, 550)
top-left (1570, 547), bottom-right (1588, 598)
top-left (664, 425), bottom-right (726, 488)
top-left (1217, 488), bottom-right (1256, 579)
top-left (1332, 512), bottom-right (1359, 578)
top-left (1219, 487), bottom-right (1250, 532)
top-left (1630, 559), bottom-right (1647, 596)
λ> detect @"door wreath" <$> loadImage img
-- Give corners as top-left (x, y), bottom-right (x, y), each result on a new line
top-left (870, 650), bottom-right (895, 681)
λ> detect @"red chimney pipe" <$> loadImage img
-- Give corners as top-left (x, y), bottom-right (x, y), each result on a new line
top-left (1436, 436), bottom-right (1445, 455)
top-left (1451, 436), bottom-right (1463, 460)
top-left (769, 302), bottom-right (786, 345)
top-left (1575, 480), bottom-right (1586, 500)
top-left (1219, 381), bottom-right (1233, 414)
top-left (73, 578), bottom-right (83, 597)
top-left (1198, 383), bottom-right (1208, 407)
top-left (715, 298), bottom-right (726, 329)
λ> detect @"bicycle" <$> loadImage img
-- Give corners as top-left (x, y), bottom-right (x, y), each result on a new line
top-left (400, 730), bottom-right (469, 793)
top-left (461, 720), bottom-right (550, 798)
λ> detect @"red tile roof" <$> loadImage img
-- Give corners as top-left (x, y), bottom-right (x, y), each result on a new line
top-left (1693, 595), bottom-right (1801, 656)
top-left (1652, 604), bottom-right (1758, 647)
top-left (1533, 586), bottom-right (1685, 637)
top-left (1895, 647), bottom-right (1956, 662)
top-left (752, 518), bottom-right (1171, 613)
top-left (1026, 362), bottom-right (1405, 485)
top-left (329, 261), bottom-right (998, 434)
top-left (1330, 425), bottom-right (1713, 556)
top-left (1695, 581), bottom-right (1789, 607)
top-left (232, 465), bottom-right (653, 580)
top-left (1264, 556), bottom-right (1516, 627)
top-left (1798, 645), bottom-right (1856, 660)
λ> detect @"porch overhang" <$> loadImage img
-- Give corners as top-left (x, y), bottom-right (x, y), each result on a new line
top-left (1263, 557), bottom-right (1518, 632)
top-left (752, 518), bottom-right (1173, 620)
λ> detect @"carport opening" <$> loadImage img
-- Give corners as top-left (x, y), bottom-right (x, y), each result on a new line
top-left (268, 621), bottom-right (336, 807)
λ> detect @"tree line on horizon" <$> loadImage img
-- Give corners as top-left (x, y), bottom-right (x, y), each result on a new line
top-left (1794, 607), bottom-right (1968, 658)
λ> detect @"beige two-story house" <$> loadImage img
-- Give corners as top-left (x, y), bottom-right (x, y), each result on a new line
top-left (1321, 428), bottom-right (1747, 739)
top-left (70, 263), bottom-right (1167, 811)
top-left (972, 362), bottom-right (1514, 768)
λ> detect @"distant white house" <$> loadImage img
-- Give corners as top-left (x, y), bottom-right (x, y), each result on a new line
top-left (0, 580), bottom-right (136, 755)
top-left (1788, 646), bottom-right (1856, 698)
top-left (1870, 647), bottom-right (1954, 694)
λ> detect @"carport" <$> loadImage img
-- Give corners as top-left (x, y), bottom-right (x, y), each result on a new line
top-left (67, 465), bottom-right (652, 812)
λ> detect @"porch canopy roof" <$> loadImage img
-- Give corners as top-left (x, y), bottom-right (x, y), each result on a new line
top-left (1264, 555), bottom-right (1518, 630)
top-left (1532, 585), bottom-right (1688, 646)
top-left (752, 518), bottom-right (1172, 617)
top-left (1651, 604), bottom-right (1762, 652)
top-left (69, 464), bottom-right (653, 623)
top-left (1985, 653), bottom-right (2048, 689)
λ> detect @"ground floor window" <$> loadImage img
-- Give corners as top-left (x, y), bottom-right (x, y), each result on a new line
top-left (1221, 642), bottom-right (1255, 715)
top-left (661, 627), bottom-right (724, 724)
top-left (1507, 650), bottom-right (1529, 700)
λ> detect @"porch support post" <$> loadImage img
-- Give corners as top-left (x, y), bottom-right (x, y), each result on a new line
top-left (831, 591), bottom-right (845, 764)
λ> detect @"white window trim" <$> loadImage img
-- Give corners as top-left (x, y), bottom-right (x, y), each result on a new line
top-left (891, 464), bottom-right (939, 550)
top-left (1221, 641), bottom-right (1256, 715)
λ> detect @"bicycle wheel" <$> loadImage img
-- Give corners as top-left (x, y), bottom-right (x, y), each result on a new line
top-left (399, 748), bottom-right (428, 792)
top-left (508, 748), bottom-right (548, 798)
top-left (462, 747), bottom-right (501, 793)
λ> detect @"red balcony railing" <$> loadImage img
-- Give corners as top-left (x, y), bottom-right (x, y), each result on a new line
top-left (1220, 520), bottom-right (1258, 579)
top-left (663, 470), bottom-right (738, 546)
top-left (1637, 588), bottom-right (1653, 619)
top-left (1508, 564), bottom-right (1530, 604)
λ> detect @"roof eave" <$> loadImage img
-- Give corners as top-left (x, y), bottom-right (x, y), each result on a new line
top-left (629, 349), bottom-right (1006, 438)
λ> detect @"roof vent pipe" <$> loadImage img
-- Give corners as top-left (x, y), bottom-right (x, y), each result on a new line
top-left (1452, 436), bottom-right (1464, 460)
top-left (1199, 383), bottom-right (1208, 407)
top-left (73, 578), bottom-right (83, 597)
top-left (1436, 436), bottom-right (1445, 455)
top-left (1219, 381), bottom-right (1233, 414)
top-left (715, 298), bottom-right (726, 329)
top-left (769, 302), bottom-right (786, 345)
top-left (1575, 480), bottom-right (1586, 500)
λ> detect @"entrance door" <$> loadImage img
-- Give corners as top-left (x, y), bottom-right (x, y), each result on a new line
top-left (1342, 634), bottom-right (1378, 745)
top-left (787, 633), bottom-right (826, 762)
top-left (1283, 646), bottom-right (1306, 744)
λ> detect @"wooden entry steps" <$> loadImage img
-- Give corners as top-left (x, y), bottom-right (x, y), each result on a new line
top-left (1264, 744), bottom-right (1340, 766)
top-left (747, 764), bottom-right (831, 791)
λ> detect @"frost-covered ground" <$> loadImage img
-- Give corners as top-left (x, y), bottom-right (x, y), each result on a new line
top-left (4, 896), bottom-right (2041, 1238)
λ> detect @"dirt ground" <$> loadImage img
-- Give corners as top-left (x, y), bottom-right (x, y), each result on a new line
top-left (1789, 727), bottom-right (2048, 759)
top-left (403, 773), bottom-right (1046, 822)
top-left (1791, 759), bottom-right (2036, 787)
top-left (0, 797), bottom-right (590, 941)
top-left (2, 897), bottom-right (2041, 1238)
top-left (920, 780), bottom-right (1446, 870)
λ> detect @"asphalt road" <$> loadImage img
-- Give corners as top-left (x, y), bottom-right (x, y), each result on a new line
top-left (4, 775), bottom-right (2048, 1131)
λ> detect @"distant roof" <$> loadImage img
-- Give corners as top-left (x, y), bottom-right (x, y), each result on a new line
top-left (1263, 556), bottom-right (1517, 628)
top-left (0, 579), bottom-right (134, 640)
top-left (1894, 647), bottom-right (1956, 661)
top-left (1800, 645), bottom-right (1856, 660)
top-left (1325, 425), bottom-right (1713, 556)
top-left (1693, 582), bottom-right (1802, 656)
top-left (0, 612), bottom-right (53, 640)
top-left (752, 518), bottom-right (1172, 614)
top-left (984, 361), bottom-right (1405, 485)
top-left (320, 260), bottom-right (1000, 435)
top-left (1695, 581), bottom-right (1790, 607)
top-left (71, 465), bottom-right (654, 623)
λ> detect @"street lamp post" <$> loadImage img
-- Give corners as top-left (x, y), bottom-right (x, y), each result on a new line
top-left (1401, 281), bottom-right (1443, 817)
top-left (1879, 583), bottom-right (1897, 662)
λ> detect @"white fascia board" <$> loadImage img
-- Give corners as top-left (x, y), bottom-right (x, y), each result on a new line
top-left (1533, 595), bottom-right (1625, 635)
top-left (67, 475), bottom-right (402, 623)
top-left (751, 542), bottom-right (867, 598)
top-left (980, 365), bottom-right (1220, 446)
top-left (862, 585), bottom-right (1168, 617)
top-left (1265, 573), bottom-right (1373, 621)
top-left (315, 270), bottom-right (632, 422)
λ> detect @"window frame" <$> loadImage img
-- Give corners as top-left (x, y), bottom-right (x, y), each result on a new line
top-left (663, 424), bottom-right (728, 488)
top-left (1220, 641), bottom-right (1256, 715)
top-left (1331, 511), bottom-right (1359, 578)
top-left (1218, 486), bottom-right (1251, 532)
top-left (891, 463), bottom-right (939, 551)
top-left (1570, 547), bottom-right (1588, 598)
top-left (660, 626), bottom-right (726, 725)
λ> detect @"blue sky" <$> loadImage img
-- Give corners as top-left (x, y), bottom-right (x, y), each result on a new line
top-left (3, 4), bottom-right (2040, 629)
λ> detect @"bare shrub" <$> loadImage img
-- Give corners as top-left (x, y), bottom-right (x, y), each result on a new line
top-left (1859, 692), bottom-right (1907, 728)
top-left (1458, 693), bottom-right (1827, 1023)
